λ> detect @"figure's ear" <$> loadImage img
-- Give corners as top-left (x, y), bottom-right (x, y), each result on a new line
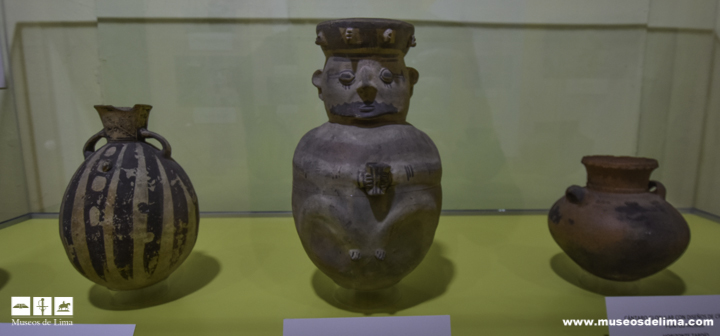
top-left (312, 70), bottom-right (323, 100)
top-left (407, 67), bottom-right (419, 85)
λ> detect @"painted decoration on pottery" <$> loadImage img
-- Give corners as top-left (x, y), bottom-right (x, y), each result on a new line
top-left (60, 105), bottom-right (199, 290)
top-left (292, 18), bottom-right (442, 291)
top-left (548, 155), bottom-right (690, 281)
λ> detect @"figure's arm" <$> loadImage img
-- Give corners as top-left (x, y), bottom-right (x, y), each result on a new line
top-left (357, 162), bottom-right (392, 196)
top-left (356, 158), bottom-right (441, 196)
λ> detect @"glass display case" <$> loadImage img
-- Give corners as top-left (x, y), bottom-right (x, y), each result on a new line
top-left (1, 1), bottom-right (719, 335)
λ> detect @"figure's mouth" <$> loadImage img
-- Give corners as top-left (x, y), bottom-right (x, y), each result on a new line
top-left (330, 101), bottom-right (398, 119)
top-left (359, 104), bottom-right (375, 112)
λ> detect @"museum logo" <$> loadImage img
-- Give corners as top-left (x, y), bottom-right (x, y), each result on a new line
top-left (10, 297), bottom-right (73, 326)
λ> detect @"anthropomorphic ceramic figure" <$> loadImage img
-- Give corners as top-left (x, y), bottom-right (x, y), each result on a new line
top-left (292, 18), bottom-right (442, 291)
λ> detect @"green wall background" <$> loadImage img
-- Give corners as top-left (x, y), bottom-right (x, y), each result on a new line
top-left (2, 0), bottom-right (720, 217)
top-left (0, 3), bottom-right (29, 223)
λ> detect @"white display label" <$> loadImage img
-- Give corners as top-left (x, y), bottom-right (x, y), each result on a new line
top-left (0, 323), bottom-right (135, 335)
top-left (606, 295), bottom-right (720, 336)
top-left (283, 315), bottom-right (451, 336)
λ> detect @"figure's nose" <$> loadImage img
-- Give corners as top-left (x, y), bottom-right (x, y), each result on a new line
top-left (356, 66), bottom-right (377, 104)
top-left (356, 85), bottom-right (377, 104)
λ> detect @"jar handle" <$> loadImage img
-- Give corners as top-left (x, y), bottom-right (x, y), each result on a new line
top-left (565, 185), bottom-right (586, 205)
top-left (82, 130), bottom-right (106, 159)
top-left (649, 180), bottom-right (666, 199)
top-left (140, 129), bottom-right (172, 159)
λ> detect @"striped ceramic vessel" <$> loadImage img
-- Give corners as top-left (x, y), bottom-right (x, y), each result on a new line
top-left (59, 105), bottom-right (199, 290)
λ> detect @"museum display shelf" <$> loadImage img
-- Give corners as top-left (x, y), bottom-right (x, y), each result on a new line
top-left (1, 213), bottom-right (719, 335)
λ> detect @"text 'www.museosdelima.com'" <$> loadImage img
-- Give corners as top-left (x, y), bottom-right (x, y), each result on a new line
top-left (562, 317), bottom-right (714, 327)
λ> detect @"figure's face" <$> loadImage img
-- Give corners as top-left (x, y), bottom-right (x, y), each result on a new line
top-left (313, 55), bottom-right (418, 123)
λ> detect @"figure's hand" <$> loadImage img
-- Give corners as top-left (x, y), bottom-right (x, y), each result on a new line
top-left (358, 162), bottom-right (392, 196)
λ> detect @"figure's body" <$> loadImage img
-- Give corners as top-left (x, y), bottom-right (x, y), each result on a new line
top-left (293, 122), bottom-right (441, 290)
top-left (292, 19), bottom-right (442, 291)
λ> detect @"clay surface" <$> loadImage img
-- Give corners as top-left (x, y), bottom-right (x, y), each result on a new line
top-left (548, 156), bottom-right (690, 281)
top-left (293, 18), bottom-right (442, 291)
top-left (60, 105), bottom-right (199, 290)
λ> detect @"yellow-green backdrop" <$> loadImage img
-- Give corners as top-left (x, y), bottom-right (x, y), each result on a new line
top-left (1, 0), bottom-right (720, 220)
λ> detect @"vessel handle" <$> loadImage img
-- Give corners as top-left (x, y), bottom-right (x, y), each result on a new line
top-left (649, 180), bottom-right (666, 199)
top-left (139, 129), bottom-right (172, 159)
top-left (82, 130), bottom-right (106, 159)
top-left (565, 185), bottom-right (586, 205)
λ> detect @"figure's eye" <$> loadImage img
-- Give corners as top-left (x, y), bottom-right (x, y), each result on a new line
top-left (380, 68), bottom-right (393, 84)
top-left (338, 71), bottom-right (355, 87)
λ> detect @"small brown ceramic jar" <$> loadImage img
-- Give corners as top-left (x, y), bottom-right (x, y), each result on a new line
top-left (548, 155), bottom-right (690, 281)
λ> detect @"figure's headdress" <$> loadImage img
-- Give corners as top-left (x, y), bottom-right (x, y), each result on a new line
top-left (315, 18), bottom-right (416, 57)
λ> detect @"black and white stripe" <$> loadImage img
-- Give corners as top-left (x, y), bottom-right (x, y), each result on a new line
top-left (59, 142), bottom-right (199, 290)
